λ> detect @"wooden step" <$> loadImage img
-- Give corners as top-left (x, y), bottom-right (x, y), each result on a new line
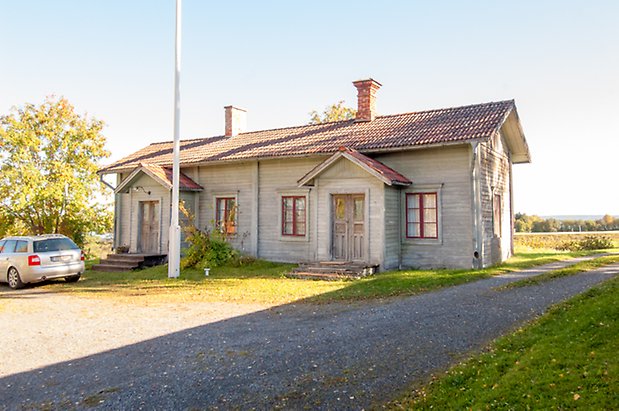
top-left (287, 271), bottom-right (356, 281)
top-left (287, 262), bottom-right (379, 280)
top-left (105, 254), bottom-right (146, 263)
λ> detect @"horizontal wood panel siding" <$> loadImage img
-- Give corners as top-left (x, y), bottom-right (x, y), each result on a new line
top-left (376, 145), bottom-right (473, 268)
top-left (383, 186), bottom-right (401, 269)
top-left (480, 132), bottom-right (512, 265)
top-left (315, 158), bottom-right (384, 266)
top-left (257, 157), bottom-right (323, 262)
top-left (195, 162), bottom-right (254, 254)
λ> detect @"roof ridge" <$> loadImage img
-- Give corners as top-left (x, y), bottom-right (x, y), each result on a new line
top-left (375, 99), bottom-right (515, 119)
top-left (145, 100), bottom-right (515, 146)
top-left (100, 98), bottom-right (524, 173)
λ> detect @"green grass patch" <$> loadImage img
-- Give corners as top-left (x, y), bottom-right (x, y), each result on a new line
top-left (499, 254), bottom-right (619, 290)
top-left (33, 248), bottom-right (602, 305)
top-left (389, 276), bottom-right (619, 410)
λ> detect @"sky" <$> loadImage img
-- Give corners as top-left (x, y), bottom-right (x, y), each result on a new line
top-left (1, 0), bottom-right (618, 216)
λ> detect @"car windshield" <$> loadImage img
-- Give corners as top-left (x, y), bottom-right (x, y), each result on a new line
top-left (33, 238), bottom-right (79, 253)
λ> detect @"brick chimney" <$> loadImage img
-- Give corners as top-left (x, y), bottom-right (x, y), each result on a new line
top-left (224, 106), bottom-right (247, 137)
top-left (352, 78), bottom-right (382, 122)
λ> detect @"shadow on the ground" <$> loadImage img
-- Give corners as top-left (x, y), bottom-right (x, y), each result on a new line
top-left (1, 262), bottom-right (617, 410)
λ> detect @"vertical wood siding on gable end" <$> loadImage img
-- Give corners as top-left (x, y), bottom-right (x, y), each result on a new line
top-left (479, 133), bottom-right (513, 265)
top-left (376, 146), bottom-right (474, 269)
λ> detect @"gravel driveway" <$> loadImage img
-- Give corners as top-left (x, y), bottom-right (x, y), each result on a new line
top-left (1, 257), bottom-right (617, 410)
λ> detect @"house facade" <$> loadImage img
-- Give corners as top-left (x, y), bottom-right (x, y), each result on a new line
top-left (99, 79), bottom-right (530, 269)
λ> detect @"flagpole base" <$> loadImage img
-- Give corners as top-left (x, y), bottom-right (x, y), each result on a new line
top-left (168, 224), bottom-right (181, 278)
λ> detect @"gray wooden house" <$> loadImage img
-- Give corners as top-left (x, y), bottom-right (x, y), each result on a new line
top-left (99, 79), bottom-right (530, 270)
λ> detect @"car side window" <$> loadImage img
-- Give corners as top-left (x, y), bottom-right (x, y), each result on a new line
top-left (0, 240), bottom-right (5, 253)
top-left (3, 240), bottom-right (17, 253)
top-left (15, 240), bottom-right (28, 253)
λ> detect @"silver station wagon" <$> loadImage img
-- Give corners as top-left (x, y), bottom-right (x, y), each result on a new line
top-left (0, 234), bottom-right (85, 289)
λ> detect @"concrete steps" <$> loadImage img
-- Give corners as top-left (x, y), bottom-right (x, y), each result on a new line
top-left (287, 262), bottom-right (378, 281)
top-left (91, 253), bottom-right (167, 272)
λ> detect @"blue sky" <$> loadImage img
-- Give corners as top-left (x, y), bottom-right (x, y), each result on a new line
top-left (1, 1), bottom-right (618, 215)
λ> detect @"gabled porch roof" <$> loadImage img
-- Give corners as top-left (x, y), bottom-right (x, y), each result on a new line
top-left (298, 147), bottom-right (412, 187)
top-left (115, 163), bottom-right (203, 194)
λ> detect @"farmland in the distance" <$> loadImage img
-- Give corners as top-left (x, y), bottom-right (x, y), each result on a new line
top-left (515, 231), bottom-right (619, 250)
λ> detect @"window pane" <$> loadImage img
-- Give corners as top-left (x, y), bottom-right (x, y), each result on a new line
top-left (335, 198), bottom-right (345, 219)
top-left (424, 208), bottom-right (437, 223)
top-left (407, 209), bottom-right (420, 223)
top-left (295, 207), bottom-right (305, 223)
top-left (354, 198), bottom-right (364, 221)
top-left (283, 221), bottom-right (293, 235)
top-left (408, 194), bottom-right (420, 209)
top-left (423, 194), bottom-right (436, 208)
top-left (15, 241), bottom-right (28, 253)
top-left (295, 197), bottom-right (305, 212)
top-left (296, 220), bottom-right (305, 235)
top-left (407, 223), bottom-right (420, 237)
top-left (424, 223), bottom-right (437, 238)
top-left (3, 240), bottom-right (16, 253)
top-left (0, 240), bottom-right (5, 253)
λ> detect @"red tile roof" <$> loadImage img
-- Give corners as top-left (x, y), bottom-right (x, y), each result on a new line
top-left (140, 163), bottom-right (203, 191)
top-left (341, 147), bottom-right (411, 185)
top-left (100, 100), bottom-right (516, 174)
top-left (297, 147), bottom-right (412, 187)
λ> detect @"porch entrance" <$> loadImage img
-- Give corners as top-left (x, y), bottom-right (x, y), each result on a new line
top-left (138, 200), bottom-right (160, 253)
top-left (332, 194), bottom-right (365, 262)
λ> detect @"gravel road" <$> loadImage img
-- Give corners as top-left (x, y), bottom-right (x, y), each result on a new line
top-left (1, 257), bottom-right (617, 410)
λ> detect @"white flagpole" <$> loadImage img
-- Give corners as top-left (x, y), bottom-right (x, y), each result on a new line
top-left (168, 0), bottom-right (182, 278)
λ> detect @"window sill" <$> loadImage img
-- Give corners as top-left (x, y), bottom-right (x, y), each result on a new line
top-left (279, 235), bottom-right (309, 243)
top-left (404, 238), bottom-right (442, 246)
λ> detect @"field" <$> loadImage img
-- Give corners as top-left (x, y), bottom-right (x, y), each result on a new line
top-left (515, 231), bottom-right (619, 250)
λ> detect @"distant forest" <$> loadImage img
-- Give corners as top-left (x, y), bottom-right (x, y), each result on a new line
top-left (515, 213), bottom-right (619, 232)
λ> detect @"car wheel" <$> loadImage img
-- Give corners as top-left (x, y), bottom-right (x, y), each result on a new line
top-left (7, 267), bottom-right (25, 290)
top-left (65, 274), bottom-right (81, 283)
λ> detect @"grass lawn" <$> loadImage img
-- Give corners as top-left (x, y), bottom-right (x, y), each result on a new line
top-left (389, 275), bottom-right (619, 410)
top-left (39, 248), bottom-right (612, 305)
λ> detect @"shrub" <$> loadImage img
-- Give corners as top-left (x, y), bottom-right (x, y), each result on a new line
top-left (557, 235), bottom-right (614, 251)
top-left (180, 228), bottom-right (239, 269)
top-left (179, 203), bottom-right (239, 269)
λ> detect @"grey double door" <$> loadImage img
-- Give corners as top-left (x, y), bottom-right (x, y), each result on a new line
top-left (332, 194), bottom-right (365, 262)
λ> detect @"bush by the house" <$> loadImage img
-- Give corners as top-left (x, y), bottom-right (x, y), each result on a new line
top-left (181, 228), bottom-right (238, 269)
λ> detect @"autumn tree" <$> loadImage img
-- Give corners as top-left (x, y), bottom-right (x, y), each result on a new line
top-left (308, 100), bottom-right (356, 124)
top-left (0, 97), bottom-right (112, 245)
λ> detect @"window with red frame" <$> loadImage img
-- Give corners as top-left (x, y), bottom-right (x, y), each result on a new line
top-left (406, 193), bottom-right (438, 239)
top-left (282, 196), bottom-right (306, 236)
top-left (216, 197), bottom-right (236, 234)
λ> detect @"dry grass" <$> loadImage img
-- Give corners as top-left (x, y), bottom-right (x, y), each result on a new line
top-left (515, 231), bottom-right (619, 250)
top-left (33, 248), bottom-right (604, 305)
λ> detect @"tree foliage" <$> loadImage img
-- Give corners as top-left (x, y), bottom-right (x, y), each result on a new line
top-left (0, 96), bottom-right (112, 245)
top-left (515, 213), bottom-right (619, 233)
top-left (308, 100), bottom-right (356, 124)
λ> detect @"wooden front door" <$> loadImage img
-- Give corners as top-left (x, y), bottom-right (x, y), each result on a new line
top-left (139, 201), bottom-right (159, 253)
top-left (332, 194), bottom-right (365, 262)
